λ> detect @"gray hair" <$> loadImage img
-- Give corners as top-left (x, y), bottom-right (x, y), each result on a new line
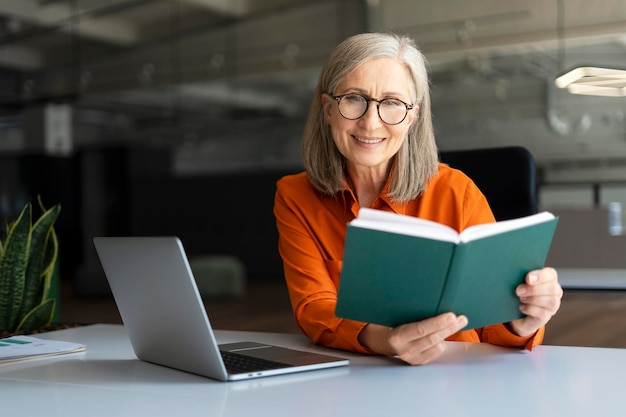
top-left (301, 32), bottom-right (438, 202)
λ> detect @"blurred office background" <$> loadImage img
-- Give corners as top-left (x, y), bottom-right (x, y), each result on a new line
top-left (0, 0), bottom-right (625, 299)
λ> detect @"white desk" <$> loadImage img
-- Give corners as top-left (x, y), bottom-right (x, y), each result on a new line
top-left (1, 324), bottom-right (624, 417)
top-left (558, 267), bottom-right (626, 289)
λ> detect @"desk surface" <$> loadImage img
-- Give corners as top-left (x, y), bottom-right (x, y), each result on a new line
top-left (558, 267), bottom-right (626, 289)
top-left (1, 324), bottom-right (624, 417)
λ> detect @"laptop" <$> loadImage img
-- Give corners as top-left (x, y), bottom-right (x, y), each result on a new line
top-left (93, 236), bottom-right (349, 381)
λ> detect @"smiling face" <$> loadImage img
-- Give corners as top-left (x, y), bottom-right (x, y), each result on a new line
top-left (321, 57), bottom-right (417, 179)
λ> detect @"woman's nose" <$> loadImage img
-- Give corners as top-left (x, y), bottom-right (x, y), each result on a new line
top-left (358, 102), bottom-right (383, 127)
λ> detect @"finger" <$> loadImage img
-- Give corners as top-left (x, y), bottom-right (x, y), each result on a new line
top-left (512, 296), bottom-right (560, 331)
top-left (520, 295), bottom-right (562, 315)
top-left (411, 314), bottom-right (467, 346)
top-left (517, 268), bottom-right (562, 296)
top-left (526, 268), bottom-right (558, 285)
top-left (517, 280), bottom-right (563, 298)
top-left (398, 339), bottom-right (448, 366)
top-left (394, 316), bottom-right (467, 365)
top-left (392, 314), bottom-right (467, 360)
top-left (398, 313), bottom-right (463, 341)
top-left (520, 304), bottom-right (554, 328)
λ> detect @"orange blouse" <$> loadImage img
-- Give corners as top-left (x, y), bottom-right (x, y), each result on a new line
top-left (274, 164), bottom-right (544, 354)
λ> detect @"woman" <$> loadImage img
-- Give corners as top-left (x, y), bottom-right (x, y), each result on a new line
top-left (274, 32), bottom-right (562, 365)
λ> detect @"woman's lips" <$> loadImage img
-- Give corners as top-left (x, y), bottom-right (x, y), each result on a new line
top-left (354, 136), bottom-right (384, 144)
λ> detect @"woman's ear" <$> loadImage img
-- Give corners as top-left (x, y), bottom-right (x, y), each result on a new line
top-left (407, 104), bottom-right (419, 127)
top-left (320, 93), bottom-right (333, 124)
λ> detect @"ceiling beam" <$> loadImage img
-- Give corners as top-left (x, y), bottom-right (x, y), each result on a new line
top-left (177, 0), bottom-right (242, 16)
top-left (178, 0), bottom-right (316, 17)
top-left (0, 0), bottom-right (140, 45)
top-left (421, 20), bottom-right (626, 64)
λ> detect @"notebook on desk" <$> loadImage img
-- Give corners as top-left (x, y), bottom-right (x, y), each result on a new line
top-left (93, 236), bottom-right (349, 381)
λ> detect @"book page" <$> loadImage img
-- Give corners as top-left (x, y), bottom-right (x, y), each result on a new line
top-left (351, 208), bottom-right (460, 243)
top-left (350, 209), bottom-right (555, 244)
top-left (459, 211), bottom-right (555, 242)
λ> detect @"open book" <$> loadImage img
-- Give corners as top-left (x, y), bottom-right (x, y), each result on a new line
top-left (335, 209), bottom-right (558, 330)
top-left (0, 335), bottom-right (86, 364)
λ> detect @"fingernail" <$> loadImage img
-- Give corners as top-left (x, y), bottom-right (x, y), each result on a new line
top-left (517, 286), bottom-right (526, 295)
top-left (528, 273), bottom-right (538, 284)
top-left (458, 316), bottom-right (468, 327)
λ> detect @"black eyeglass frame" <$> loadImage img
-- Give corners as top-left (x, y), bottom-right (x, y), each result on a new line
top-left (329, 93), bottom-right (414, 125)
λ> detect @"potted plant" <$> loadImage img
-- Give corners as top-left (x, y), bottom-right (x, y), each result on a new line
top-left (0, 198), bottom-right (61, 335)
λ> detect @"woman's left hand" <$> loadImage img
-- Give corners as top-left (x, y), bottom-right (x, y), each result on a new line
top-left (508, 267), bottom-right (563, 337)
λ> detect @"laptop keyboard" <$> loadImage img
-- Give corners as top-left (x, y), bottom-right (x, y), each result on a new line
top-left (221, 351), bottom-right (291, 374)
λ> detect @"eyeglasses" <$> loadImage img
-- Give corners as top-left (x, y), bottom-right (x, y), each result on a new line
top-left (330, 93), bottom-right (414, 125)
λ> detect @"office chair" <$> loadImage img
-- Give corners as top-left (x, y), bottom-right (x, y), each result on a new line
top-left (439, 146), bottom-right (538, 221)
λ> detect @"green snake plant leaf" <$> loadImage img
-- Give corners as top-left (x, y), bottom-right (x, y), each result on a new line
top-left (0, 204), bottom-right (32, 332)
top-left (40, 230), bottom-right (59, 302)
top-left (18, 204), bottom-right (61, 323)
top-left (15, 297), bottom-right (55, 333)
top-left (37, 196), bottom-right (59, 302)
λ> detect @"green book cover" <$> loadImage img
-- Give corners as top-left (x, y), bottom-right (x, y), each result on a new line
top-left (335, 209), bottom-right (558, 330)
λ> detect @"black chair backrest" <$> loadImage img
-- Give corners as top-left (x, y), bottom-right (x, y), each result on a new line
top-left (439, 146), bottom-right (538, 221)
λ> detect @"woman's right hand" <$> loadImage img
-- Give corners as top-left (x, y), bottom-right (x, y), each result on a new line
top-left (357, 313), bottom-right (468, 365)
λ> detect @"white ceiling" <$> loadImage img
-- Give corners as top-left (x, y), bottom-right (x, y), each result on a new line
top-left (0, 0), bottom-right (625, 178)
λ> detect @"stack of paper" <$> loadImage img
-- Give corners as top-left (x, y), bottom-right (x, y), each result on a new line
top-left (0, 335), bottom-right (86, 364)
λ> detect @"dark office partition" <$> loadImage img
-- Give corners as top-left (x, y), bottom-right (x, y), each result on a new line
top-left (0, 153), bottom-right (81, 278)
top-left (129, 169), bottom-right (300, 283)
top-left (72, 147), bottom-right (131, 296)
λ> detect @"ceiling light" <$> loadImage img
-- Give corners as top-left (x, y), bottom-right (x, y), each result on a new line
top-left (555, 66), bottom-right (626, 97)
